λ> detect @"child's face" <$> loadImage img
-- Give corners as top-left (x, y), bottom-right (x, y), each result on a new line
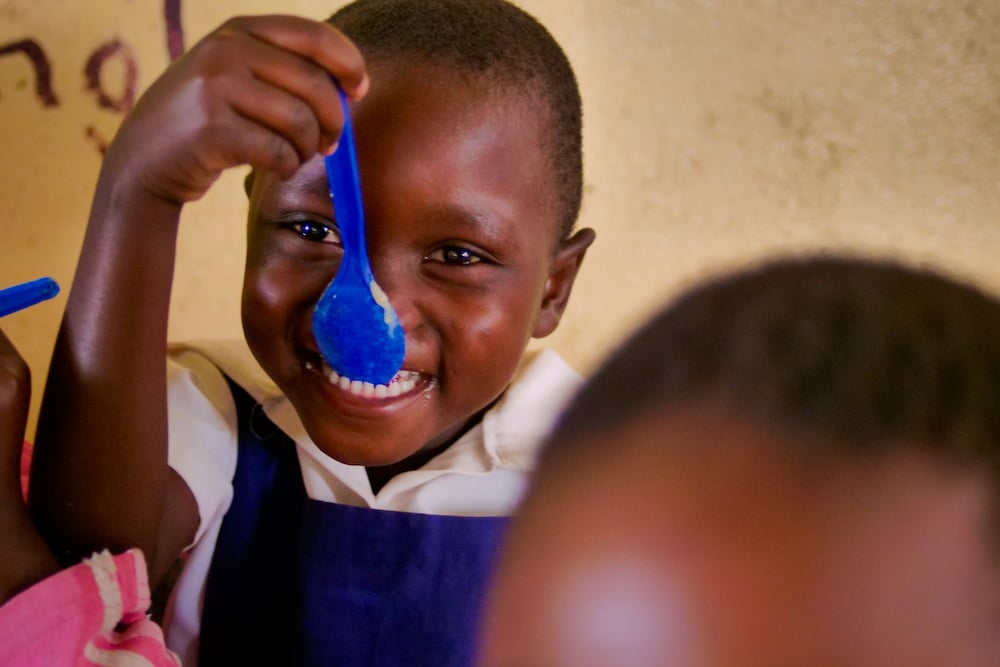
top-left (242, 60), bottom-right (591, 466)
top-left (480, 409), bottom-right (1000, 666)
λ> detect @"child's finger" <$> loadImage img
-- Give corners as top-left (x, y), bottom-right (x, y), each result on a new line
top-left (228, 76), bottom-right (324, 163)
top-left (216, 109), bottom-right (304, 179)
top-left (225, 15), bottom-right (368, 98)
top-left (0, 328), bottom-right (29, 441)
top-left (237, 41), bottom-right (345, 154)
top-left (0, 327), bottom-right (25, 374)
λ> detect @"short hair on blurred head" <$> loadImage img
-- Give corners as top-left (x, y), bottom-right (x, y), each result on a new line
top-left (544, 255), bottom-right (1000, 474)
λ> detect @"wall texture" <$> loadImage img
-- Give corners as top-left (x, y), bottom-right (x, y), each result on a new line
top-left (2, 0), bottom-right (999, 437)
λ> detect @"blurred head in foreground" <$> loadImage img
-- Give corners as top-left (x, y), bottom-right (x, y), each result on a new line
top-left (479, 256), bottom-right (1000, 666)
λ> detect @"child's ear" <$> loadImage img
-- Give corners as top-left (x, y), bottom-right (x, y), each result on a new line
top-left (532, 228), bottom-right (596, 339)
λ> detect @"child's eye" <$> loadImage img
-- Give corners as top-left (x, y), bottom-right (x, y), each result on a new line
top-left (425, 246), bottom-right (486, 266)
top-left (282, 220), bottom-right (342, 245)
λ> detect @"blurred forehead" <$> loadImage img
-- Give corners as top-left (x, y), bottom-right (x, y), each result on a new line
top-left (481, 410), bottom-right (1000, 666)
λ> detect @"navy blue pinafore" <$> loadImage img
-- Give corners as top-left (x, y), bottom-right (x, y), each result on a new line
top-left (199, 381), bottom-right (509, 666)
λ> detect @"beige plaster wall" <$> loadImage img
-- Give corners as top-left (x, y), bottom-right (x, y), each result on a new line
top-left (2, 1), bottom-right (999, 439)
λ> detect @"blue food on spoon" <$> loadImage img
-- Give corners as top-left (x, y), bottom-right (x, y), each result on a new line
top-left (312, 88), bottom-right (405, 388)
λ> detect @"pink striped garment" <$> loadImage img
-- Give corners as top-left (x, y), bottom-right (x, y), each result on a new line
top-left (0, 549), bottom-right (180, 666)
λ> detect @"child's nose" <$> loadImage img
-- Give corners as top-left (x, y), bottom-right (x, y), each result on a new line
top-left (369, 262), bottom-right (423, 338)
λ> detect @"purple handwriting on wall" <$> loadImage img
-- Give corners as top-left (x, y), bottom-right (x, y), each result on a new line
top-left (0, 39), bottom-right (58, 107)
top-left (0, 0), bottom-right (185, 152)
top-left (165, 0), bottom-right (185, 61)
top-left (85, 39), bottom-right (138, 114)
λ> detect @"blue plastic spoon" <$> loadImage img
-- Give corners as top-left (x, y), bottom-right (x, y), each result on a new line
top-left (312, 89), bottom-right (405, 386)
top-left (0, 277), bottom-right (59, 318)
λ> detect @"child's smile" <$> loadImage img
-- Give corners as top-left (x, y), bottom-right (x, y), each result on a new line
top-left (241, 60), bottom-right (589, 469)
top-left (312, 364), bottom-right (423, 400)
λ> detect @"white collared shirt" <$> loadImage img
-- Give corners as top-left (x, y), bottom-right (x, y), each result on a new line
top-left (162, 338), bottom-right (582, 665)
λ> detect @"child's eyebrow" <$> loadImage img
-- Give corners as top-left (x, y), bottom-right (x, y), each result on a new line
top-left (423, 203), bottom-right (511, 244)
top-left (265, 155), bottom-right (328, 196)
top-left (266, 164), bottom-right (335, 211)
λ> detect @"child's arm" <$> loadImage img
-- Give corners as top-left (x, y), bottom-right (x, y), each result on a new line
top-left (31, 15), bottom-right (368, 584)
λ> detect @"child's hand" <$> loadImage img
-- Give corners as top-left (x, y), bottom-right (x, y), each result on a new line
top-left (107, 15), bottom-right (368, 205)
top-left (0, 328), bottom-right (59, 603)
top-left (0, 328), bottom-right (30, 479)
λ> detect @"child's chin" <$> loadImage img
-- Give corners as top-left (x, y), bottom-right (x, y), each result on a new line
top-left (310, 432), bottom-right (422, 468)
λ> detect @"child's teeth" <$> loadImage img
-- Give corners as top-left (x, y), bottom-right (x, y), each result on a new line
top-left (324, 364), bottom-right (422, 398)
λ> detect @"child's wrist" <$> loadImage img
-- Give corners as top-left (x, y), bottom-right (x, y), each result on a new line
top-left (96, 149), bottom-right (186, 222)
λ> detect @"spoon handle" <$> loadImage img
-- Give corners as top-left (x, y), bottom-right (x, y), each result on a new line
top-left (324, 88), bottom-right (368, 272)
top-left (0, 277), bottom-right (60, 318)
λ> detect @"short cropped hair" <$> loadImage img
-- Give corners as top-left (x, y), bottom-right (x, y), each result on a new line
top-left (329, 0), bottom-right (583, 240)
top-left (546, 256), bottom-right (1000, 472)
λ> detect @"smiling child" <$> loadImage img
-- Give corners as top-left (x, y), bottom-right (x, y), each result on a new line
top-left (31, 1), bottom-right (593, 665)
